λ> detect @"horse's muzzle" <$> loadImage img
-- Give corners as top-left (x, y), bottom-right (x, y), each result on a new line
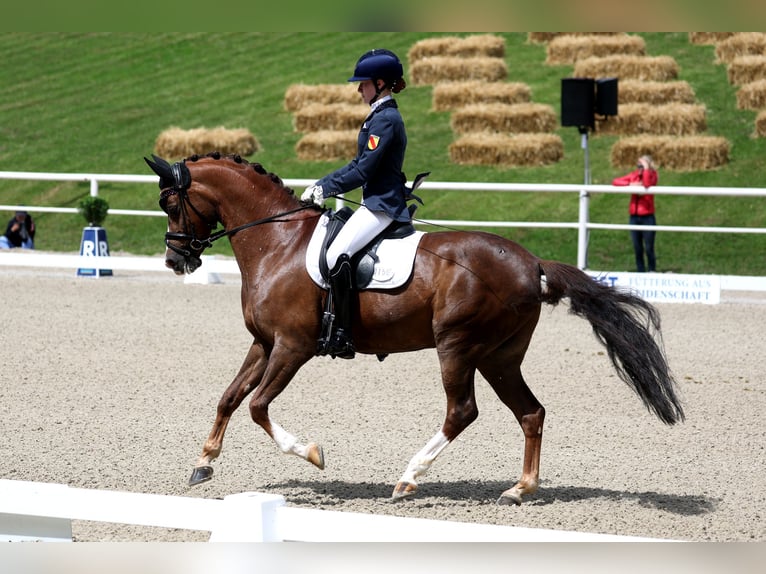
top-left (165, 252), bottom-right (202, 275)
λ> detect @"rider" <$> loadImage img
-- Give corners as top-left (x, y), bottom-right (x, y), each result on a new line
top-left (301, 48), bottom-right (411, 360)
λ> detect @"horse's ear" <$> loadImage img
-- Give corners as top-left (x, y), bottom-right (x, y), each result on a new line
top-left (144, 155), bottom-right (172, 178)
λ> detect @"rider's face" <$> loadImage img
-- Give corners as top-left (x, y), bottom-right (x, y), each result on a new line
top-left (357, 80), bottom-right (379, 105)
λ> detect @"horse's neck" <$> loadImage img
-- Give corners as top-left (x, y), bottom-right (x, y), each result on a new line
top-left (222, 193), bottom-right (315, 257)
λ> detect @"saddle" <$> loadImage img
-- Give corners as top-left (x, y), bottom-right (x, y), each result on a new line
top-left (318, 205), bottom-right (417, 288)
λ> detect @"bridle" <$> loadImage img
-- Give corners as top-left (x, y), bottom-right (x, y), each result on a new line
top-left (159, 160), bottom-right (316, 259)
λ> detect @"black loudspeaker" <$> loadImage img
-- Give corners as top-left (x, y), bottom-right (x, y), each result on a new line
top-left (596, 77), bottom-right (618, 116)
top-left (561, 78), bottom-right (595, 128)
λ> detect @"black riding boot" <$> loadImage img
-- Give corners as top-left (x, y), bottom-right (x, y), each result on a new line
top-left (319, 254), bottom-right (355, 359)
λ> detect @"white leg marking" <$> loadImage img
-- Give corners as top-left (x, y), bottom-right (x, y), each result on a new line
top-left (398, 431), bottom-right (450, 485)
top-left (270, 421), bottom-right (312, 461)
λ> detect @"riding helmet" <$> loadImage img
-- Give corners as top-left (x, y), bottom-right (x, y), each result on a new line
top-left (348, 49), bottom-right (405, 92)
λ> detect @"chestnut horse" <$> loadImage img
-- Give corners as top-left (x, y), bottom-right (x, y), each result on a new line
top-left (145, 152), bottom-right (684, 505)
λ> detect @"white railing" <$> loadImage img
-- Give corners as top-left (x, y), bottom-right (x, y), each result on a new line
top-left (2, 170), bottom-right (766, 269)
top-left (0, 479), bottom-right (661, 542)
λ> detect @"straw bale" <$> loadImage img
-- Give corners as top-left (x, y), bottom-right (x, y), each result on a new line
top-left (618, 79), bottom-right (696, 105)
top-left (528, 32), bottom-right (621, 44)
top-left (284, 83), bottom-right (360, 111)
top-left (573, 55), bottom-right (679, 81)
top-left (295, 130), bottom-right (358, 161)
top-left (410, 56), bottom-right (508, 86)
top-left (449, 133), bottom-right (564, 166)
top-left (596, 102), bottom-right (706, 136)
top-left (154, 126), bottom-right (260, 160)
top-left (450, 103), bottom-right (557, 134)
top-left (546, 34), bottom-right (645, 65)
top-left (688, 32), bottom-right (735, 45)
top-left (727, 55), bottom-right (766, 85)
top-left (293, 103), bottom-right (367, 133)
top-left (754, 110), bottom-right (766, 137)
top-left (408, 34), bottom-right (505, 63)
top-left (432, 81), bottom-right (531, 111)
top-left (715, 33), bottom-right (766, 64)
top-left (736, 79), bottom-right (766, 110)
top-left (610, 135), bottom-right (730, 171)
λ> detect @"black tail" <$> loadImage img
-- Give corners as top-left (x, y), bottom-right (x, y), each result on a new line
top-left (539, 260), bottom-right (685, 425)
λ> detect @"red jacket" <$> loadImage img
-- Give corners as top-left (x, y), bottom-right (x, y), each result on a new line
top-left (612, 168), bottom-right (657, 216)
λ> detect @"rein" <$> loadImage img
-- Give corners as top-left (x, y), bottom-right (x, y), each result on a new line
top-left (165, 204), bottom-right (317, 256)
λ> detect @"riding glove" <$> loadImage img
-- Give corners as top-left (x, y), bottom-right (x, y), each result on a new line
top-left (301, 184), bottom-right (325, 206)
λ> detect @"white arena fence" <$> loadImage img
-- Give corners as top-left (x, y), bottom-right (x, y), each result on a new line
top-left (2, 169), bottom-right (766, 270)
top-left (0, 479), bottom-right (662, 542)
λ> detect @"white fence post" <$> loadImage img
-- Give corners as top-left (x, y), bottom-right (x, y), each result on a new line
top-left (0, 481), bottom-right (72, 542)
top-left (208, 492), bottom-right (286, 542)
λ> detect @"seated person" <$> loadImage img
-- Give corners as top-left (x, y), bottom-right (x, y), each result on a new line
top-left (0, 211), bottom-right (35, 249)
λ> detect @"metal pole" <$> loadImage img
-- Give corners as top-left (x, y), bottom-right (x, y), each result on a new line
top-left (577, 129), bottom-right (590, 269)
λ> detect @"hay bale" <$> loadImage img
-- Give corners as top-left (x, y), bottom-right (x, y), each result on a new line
top-left (754, 110), bottom-right (766, 137)
top-left (618, 79), bottom-right (696, 105)
top-left (293, 103), bottom-right (367, 133)
top-left (154, 126), bottom-right (260, 160)
top-left (528, 32), bottom-right (621, 44)
top-left (410, 56), bottom-right (508, 86)
top-left (727, 55), bottom-right (766, 85)
top-left (736, 79), bottom-right (766, 110)
top-left (408, 34), bottom-right (505, 62)
top-left (284, 83), bottom-right (360, 111)
top-left (432, 81), bottom-right (531, 111)
top-left (573, 55), bottom-right (679, 81)
top-left (546, 34), bottom-right (645, 65)
top-left (611, 135), bottom-right (730, 171)
top-left (449, 133), bottom-right (564, 166)
top-left (450, 103), bottom-right (557, 134)
top-left (596, 102), bottom-right (707, 136)
top-left (689, 32), bottom-right (735, 45)
top-left (715, 33), bottom-right (766, 64)
top-left (295, 130), bottom-right (358, 161)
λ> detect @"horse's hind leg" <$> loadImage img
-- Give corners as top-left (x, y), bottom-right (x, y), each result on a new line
top-left (392, 354), bottom-right (479, 500)
top-left (190, 342), bottom-right (268, 486)
top-left (479, 357), bottom-right (545, 506)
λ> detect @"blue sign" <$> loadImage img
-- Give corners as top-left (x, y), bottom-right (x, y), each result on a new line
top-left (77, 226), bottom-right (113, 277)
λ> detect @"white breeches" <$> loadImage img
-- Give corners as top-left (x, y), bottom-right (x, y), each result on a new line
top-left (326, 205), bottom-right (394, 269)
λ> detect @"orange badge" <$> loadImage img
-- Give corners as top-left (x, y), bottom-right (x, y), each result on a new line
top-left (367, 135), bottom-right (380, 150)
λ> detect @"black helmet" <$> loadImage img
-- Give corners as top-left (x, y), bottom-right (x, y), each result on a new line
top-left (348, 49), bottom-right (405, 91)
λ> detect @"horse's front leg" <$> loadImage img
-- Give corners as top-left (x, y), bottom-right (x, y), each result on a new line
top-left (247, 345), bottom-right (324, 470)
top-left (189, 342), bottom-right (268, 486)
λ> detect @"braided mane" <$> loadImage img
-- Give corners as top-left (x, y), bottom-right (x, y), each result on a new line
top-left (185, 151), bottom-right (295, 196)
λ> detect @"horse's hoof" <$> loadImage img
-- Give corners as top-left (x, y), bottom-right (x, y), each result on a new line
top-left (189, 466), bottom-right (214, 486)
top-left (496, 490), bottom-right (522, 506)
top-left (392, 481), bottom-right (417, 501)
top-left (307, 443), bottom-right (325, 470)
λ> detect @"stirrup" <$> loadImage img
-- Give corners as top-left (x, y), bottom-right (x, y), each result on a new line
top-left (318, 327), bottom-right (355, 360)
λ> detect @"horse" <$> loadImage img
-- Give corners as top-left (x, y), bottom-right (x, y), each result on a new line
top-left (145, 152), bottom-right (684, 505)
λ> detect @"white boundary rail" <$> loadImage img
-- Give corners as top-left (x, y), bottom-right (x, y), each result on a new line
top-left (0, 479), bottom-right (661, 542)
top-left (2, 170), bottom-right (766, 270)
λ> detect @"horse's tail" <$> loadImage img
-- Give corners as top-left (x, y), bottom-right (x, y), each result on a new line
top-left (538, 260), bottom-right (685, 425)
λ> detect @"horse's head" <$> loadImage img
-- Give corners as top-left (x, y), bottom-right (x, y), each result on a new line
top-left (145, 154), bottom-right (217, 275)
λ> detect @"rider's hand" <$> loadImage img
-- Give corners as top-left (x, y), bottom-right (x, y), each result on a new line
top-left (301, 184), bottom-right (325, 207)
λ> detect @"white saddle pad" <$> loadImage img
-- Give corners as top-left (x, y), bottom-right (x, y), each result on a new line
top-left (305, 212), bottom-right (424, 290)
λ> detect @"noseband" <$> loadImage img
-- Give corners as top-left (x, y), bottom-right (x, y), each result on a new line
top-left (159, 160), bottom-right (316, 259)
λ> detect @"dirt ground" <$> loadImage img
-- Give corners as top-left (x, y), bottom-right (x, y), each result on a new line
top-left (0, 266), bottom-right (764, 543)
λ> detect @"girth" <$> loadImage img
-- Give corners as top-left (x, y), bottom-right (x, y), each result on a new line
top-left (318, 206), bottom-right (416, 289)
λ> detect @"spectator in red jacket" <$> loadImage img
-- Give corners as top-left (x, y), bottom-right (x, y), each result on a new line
top-left (612, 155), bottom-right (658, 272)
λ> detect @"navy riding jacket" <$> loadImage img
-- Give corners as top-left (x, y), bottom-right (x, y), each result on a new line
top-left (316, 98), bottom-right (410, 222)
